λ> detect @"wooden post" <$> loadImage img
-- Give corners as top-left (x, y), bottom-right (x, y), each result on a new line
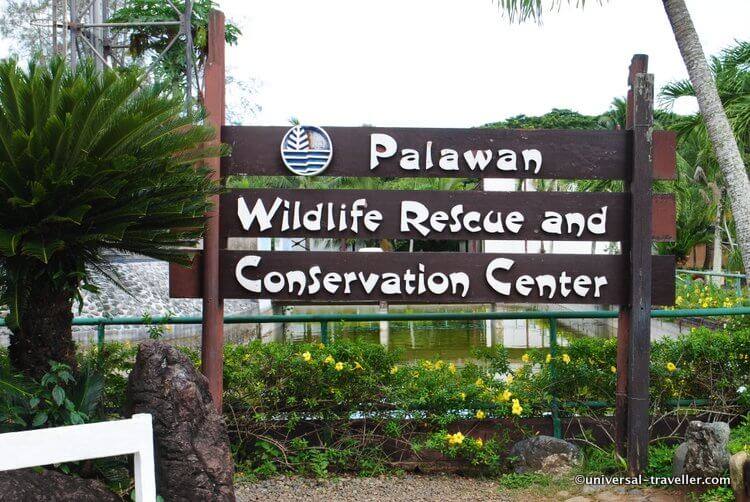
top-left (615, 54), bottom-right (648, 459)
top-left (620, 55), bottom-right (656, 475)
top-left (201, 10), bottom-right (226, 411)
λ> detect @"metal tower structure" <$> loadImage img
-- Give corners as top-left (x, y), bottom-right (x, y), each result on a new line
top-left (48, 0), bottom-right (196, 108)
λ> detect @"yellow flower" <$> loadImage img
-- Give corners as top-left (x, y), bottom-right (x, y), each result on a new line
top-left (676, 296), bottom-right (683, 305)
top-left (301, 351), bottom-right (312, 362)
top-left (411, 371), bottom-right (420, 378)
top-left (562, 354), bottom-right (571, 364)
top-left (545, 353), bottom-right (552, 363)
top-left (354, 361), bottom-right (363, 370)
top-left (448, 363), bottom-right (457, 374)
top-left (435, 360), bottom-right (445, 370)
top-left (334, 362), bottom-right (344, 371)
top-left (666, 362), bottom-right (677, 372)
top-left (498, 389), bottom-right (513, 402)
top-left (390, 365), bottom-right (399, 374)
top-left (521, 353), bottom-right (530, 363)
top-left (505, 374), bottom-right (514, 384)
top-left (318, 343), bottom-right (326, 349)
top-left (421, 360), bottom-right (434, 370)
top-left (475, 409), bottom-right (486, 420)
top-left (610, 366), bottom-right (617, 374)
top-left (511, 399), bottom-right (523, 416)
top-left (459, 392), bottom-right (466, 401)
top-left (475, 378), bottom-right (484, 387)
top-left (475, 437), bottom-right (483, 448)
top-left (447, 432), bottom-right (465, 446)
top-left (324, 355), bottom-right (335, 364)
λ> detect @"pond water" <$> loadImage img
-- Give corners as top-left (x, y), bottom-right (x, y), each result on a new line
top-left (277, 304), bottom-right (627, 365)
top-left (56, 303), bottom-right (685, 365)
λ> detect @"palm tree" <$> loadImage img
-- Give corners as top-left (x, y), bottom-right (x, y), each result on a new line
top-left (495, 0), bottom-right (750, 279)
top-left (661, 40), bottom-right (750, 277)
top-left (0, 58), bottom-right (222, 378)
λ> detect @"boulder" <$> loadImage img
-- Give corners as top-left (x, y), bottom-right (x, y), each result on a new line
top-left (730, 451), bottom-right (750, 502)
top-left (672, 421), bottom-right (730, 478)
top-left (125, 340), bottom-right (235, 501)
top-left (509, 435), bottom-right (581, 474)
top-left (0, 468), bottom-right (119, 501)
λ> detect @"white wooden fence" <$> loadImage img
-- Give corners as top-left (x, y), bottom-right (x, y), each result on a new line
top-left (0, 413), bottom-right (156, 501)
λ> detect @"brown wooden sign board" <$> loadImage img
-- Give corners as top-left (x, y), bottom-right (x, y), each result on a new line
top-left (222, 126), bottom-right (676, 180)
top-left (219, 250), bottom-right (675, 305)
top-left (220, 189), bottom-right (676, 242)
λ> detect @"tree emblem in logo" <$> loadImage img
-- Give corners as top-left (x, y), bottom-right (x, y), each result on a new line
top-left (280, 125), bottom-right (333, 176)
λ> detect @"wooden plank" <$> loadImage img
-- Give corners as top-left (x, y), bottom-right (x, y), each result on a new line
top-left (219, 250), bottom-right (674, 304)
top-left (200, 10), bottom-right (225, 411)
top-left (169, 256), bottom-right (202, 298)
top-left (653, 131), bottom-right (676, 180)
top-left (222, 126), bottom-right (675, 180)
top-left (221, 189), bottom-right (676, 242)
top-left (222, 126), bottom-right (632, 179)
top-left (627, 71), bottom-right (655, 475)
top-left (652, 194), bottom-right (676, 241)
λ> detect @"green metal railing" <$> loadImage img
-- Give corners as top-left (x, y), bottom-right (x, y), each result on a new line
top-left (1, 306), bottom-right (747, 437)
top-left (676, 268), bottom-right (747, 296)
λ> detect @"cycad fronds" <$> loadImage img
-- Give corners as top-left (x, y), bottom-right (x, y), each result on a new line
top-left (0, 57), bottom-right (223, 327)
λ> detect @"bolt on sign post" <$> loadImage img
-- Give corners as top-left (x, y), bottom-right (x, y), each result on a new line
top-left (168, 12), bottom-right (676, 475)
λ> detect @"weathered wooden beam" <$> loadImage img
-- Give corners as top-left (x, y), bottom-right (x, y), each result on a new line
top-left (626, 70), bottom-right (655, 475)
top-left (616, 53), bottom-right (648, 460)
top-left (201, 10), bottom-right (226, 411)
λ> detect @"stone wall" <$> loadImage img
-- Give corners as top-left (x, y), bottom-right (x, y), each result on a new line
top-left (0, 256), bottom-right (262, 347)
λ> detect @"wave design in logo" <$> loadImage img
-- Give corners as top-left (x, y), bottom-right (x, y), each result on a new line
top-left (280, 125), bottom-right (333, 176)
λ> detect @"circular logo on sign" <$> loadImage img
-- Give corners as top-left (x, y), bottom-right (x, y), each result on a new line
top-left (280, 125), bottom-right (333, 176)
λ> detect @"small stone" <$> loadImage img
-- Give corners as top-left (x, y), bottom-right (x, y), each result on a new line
top-left (509, 435), bottom-right (581, 474)
top-left (672, 421), bottom-right (730, 477)
top-left (557, 490), bottom-right (571, 498)
top-left (582, 484), bottom-right (605, 494)
top-left (565, 497), bottom-right (593, 502)
top-left (595, 492), bottom-right (628, 502)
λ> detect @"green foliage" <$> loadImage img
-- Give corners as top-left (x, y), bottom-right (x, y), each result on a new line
top-left (108, 0), bottom-right (241, 88)
top-left (699, 487), bottom-right (735, 502)
top-left (673, 280), bottom-right (748, 310)
top-left (645, 444), bottom-right (676, 479)
top-left (729, 415), bottom-right (750, 454)
top-left (418, 430), bottom-right (509, 475)
top-left (0, 57), bottom-right (222, 329)
top-left (483, 108), bottom-right (603, 130)
top-left (0, 358), bottom-right (105, 432)
top-left (497, 472), bottom-right (552, 489)
top-left (579, 446), bottom-right (625, 474)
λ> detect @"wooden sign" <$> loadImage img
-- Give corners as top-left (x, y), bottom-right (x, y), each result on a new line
top-left (220, 251), bottom-right (675, 304)
top-left (173, 21), bottom-right (676, 476)
top-left (221, 189), bottom-right (676, 242)
top-left (222, 126), bottom-right (676, 180)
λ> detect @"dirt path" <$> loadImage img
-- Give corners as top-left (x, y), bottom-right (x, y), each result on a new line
top-left (235, 474), bottom-right (684, 502)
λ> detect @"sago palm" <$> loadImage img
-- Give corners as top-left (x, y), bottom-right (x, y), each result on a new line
top-left (0, 58), bottom-right (222, 378)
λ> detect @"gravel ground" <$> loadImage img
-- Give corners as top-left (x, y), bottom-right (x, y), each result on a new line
top-left (236, 474), bottom-right (511, 502)
top-left (235, 475), bottom-right (682, 502)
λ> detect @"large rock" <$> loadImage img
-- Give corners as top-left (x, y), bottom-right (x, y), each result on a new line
top-left (509, 435), bottom-right (581, 474)
top-left (672, 421), bottom-right (730, 478)
top-left (126, 340), bottom-right (235, 501)
top-left (0, 468), bottom-right (119, 501)
top-left (730, 451), bottom-right (750, 502)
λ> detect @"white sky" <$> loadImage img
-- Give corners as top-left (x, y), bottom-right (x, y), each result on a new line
top-left (219, 0), bottom-right (750, 127)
